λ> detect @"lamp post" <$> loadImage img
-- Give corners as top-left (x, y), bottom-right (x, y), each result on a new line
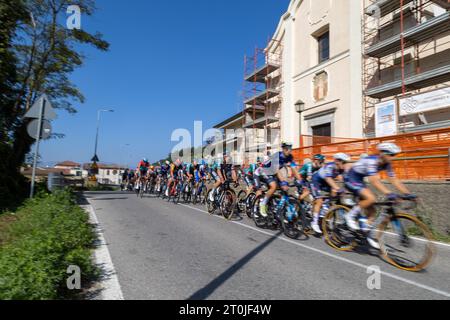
top-left (295, 100), bottom-right (305, 148)
top-left (92, 109), bottom-right (114, 163)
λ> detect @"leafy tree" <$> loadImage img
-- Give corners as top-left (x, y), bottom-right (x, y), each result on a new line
top-left (0, 0), bottom-right (109, 210)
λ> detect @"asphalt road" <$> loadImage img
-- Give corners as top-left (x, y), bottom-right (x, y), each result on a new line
top-left (84, 191), bottom-right (450, 300)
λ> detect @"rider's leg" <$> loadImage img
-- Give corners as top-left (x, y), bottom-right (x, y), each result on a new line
top-left (311, 198), bottom-right (324, 234)
top-left (346, 188), bottom-right (376, 231)
top-left (260, 181), bottom-right (277, 217)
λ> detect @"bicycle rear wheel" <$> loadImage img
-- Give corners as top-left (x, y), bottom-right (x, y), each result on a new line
top-left (377, 213), bottom-right (435, 272)
top-left (322, 205), bottom-right (358, 252)
top-left (221, 190), bottom-right (236, 221)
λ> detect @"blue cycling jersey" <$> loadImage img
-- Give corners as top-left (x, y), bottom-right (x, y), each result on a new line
top-left (262, 152), bottom-right (297, 175)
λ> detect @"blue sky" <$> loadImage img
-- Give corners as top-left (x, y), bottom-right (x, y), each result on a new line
top-left (40, 0), bottom-right (290, 167)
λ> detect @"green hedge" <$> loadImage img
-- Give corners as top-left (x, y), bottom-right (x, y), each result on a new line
top-left (0, 190), bottom-right (97, 300)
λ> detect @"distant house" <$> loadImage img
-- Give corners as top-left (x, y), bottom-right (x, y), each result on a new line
top-left (82, 163), bottom-right (127, 185)
top-left (55, 161), bottom-right (84, 177)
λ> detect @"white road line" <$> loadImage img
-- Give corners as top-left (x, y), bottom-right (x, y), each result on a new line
top-left (81, 201), bottom-right (124, 300)
top-left (179, 203), bottom-right (450, 299)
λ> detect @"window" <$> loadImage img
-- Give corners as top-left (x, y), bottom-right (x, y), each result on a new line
top-left (318, 31), bottom-right (330, 64)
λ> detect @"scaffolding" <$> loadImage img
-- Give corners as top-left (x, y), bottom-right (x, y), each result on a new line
top-left (362, 0), bottom-right (450, 136)
top-left (242, 38), bottom-right (283, 158)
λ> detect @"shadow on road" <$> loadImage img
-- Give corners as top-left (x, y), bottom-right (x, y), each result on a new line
top-left (188, 231), bottom-right (283, 300)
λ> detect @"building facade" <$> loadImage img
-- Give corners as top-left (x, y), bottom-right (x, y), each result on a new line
top-left (271, 0), bottom-right (364, 148)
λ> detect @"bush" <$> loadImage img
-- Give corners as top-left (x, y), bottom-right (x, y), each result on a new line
top-left (0, 190), bottom-right (97, 300)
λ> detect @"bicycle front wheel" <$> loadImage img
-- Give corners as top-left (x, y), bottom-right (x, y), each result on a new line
top-left (377, 213), bottom-right (435, 272)
top-left (322, 205), bottom-right (358, 252)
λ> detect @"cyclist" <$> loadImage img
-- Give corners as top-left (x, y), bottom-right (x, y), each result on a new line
top-left (298, 154), bottom-right (325, 202)
top-left (344, 143), bottom-right (415, 249)
top-left (217, 155), bottom-right (239, 188)
top-left (310, 153), bottom-right (350, 234)
top-left (259, 142), bottom-right (302, 217)
top-left (166, 159), bottom-right (183, 197)
top-left (243, 158), bottom-right (263, 198)
top-left (136, 158), bottom-right (150, 190)
top-left (209, 158), bottom-right (222, 202)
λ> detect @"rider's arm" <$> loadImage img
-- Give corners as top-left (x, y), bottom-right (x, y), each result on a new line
top-left (388, 177), bottom-right (410, 194)
top-left (325, 177), bottom-right (340, 193)
top-left (231, 168), bottom-right (238, 183)
top-left (368, 175), bottom-right (391, 195)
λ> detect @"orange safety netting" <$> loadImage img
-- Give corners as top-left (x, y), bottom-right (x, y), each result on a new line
top-left (293, 128), bottom-right (450, 181)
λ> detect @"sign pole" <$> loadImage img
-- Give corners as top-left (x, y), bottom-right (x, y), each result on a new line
top-left (30, 98), bottom-right (46, 198)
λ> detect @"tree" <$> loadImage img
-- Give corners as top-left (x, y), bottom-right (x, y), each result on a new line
top-left (0, 0), bottom-right (109, 210)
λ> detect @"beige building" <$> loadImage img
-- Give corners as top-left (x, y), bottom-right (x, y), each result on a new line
top-left (213, 0), bottom-right (450, 160)
top-left (269, 0), bottom-right (365, 148)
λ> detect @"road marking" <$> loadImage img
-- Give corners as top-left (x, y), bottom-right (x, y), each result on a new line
top-left (81, 201), bottom-right (124, 300)
top-left (179, 203), bottom-right (450, 299)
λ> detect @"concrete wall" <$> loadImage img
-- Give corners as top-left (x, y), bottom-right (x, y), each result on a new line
top-left (374, 181), bottom-right (450, 237)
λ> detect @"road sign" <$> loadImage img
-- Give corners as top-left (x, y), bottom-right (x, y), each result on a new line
top-left (28, 94), bottom-right (57, 199)
top-left (27, 119), bottom-right (52, 140)
top-left (24, 94), bottom-right (57, 121)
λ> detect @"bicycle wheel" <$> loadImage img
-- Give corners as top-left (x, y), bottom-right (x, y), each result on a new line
top-left (200, 187), bottom-right (208, 205)
top-left (206, 190), bottom-right (216, 214)
top-left (322, 205), bottom-right (358, 252)
top-left (236, 190), bottom-right (247, 214)
top-left (221, 190), bottom-right (236, 221)
top-left (252, 195), bottom-right (267, 228)
top-left (377, 213), bottom-right (435, 272)
top-left (280, 202), bottom-right (301, 240)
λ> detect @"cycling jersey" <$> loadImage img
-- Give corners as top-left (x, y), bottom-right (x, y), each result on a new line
top-left (299, 162), bottom-right (320, 180)
top-left (220, 163), bottom-right (234, 181)
top-left (310, 162), bottom-right (344, 198)
top-left (261, 152), bottom-right (297, 177)
top-left (345, 155), bottom-right (395, 196)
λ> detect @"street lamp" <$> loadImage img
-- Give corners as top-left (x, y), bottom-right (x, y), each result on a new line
top-left (92, 109), bottom-right (114, 163)
top-left (295, 100), bottom-right (305, 148)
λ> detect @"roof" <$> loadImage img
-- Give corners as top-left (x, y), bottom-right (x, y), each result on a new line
top-left (55, 161), bottom-right (81, 167)
top-left (213, 112), bottom-right (244, 129)
top-left (21, 167), bottom-right (71, 176)
top-left (82, 163), bottom-right (126, 170)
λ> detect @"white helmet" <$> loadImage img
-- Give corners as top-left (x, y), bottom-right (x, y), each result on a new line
top-left (334, 153), bottom-right (351, 162)
top-left (377, 143), bottom-right (401, 155)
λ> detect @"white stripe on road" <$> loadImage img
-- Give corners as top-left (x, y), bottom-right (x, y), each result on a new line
top-left (82, 203), bottom-right (124, 300)
top-left (179, 203), bottom-right (450, 299)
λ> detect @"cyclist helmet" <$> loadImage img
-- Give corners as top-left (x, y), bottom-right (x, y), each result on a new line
top-left (281, 142), bottom-right (293, 149)
top-left (165, 160), bottom-right (170, 165)
top-left (263, 155), bottom-right (270, 163)
top-left (314, 154), bottom-right (326, 162)
top-left (377, 143), bottom-right (401, 156)
top-left (150, 166), bottom-right (154, 170)
top-left (143, 158), bottom-right (149, 163)
top-left (334, 153), bottom-right (351, 163)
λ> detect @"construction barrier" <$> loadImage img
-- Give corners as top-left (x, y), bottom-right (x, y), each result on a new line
top-left (293, 128), bottom-right (450, 181)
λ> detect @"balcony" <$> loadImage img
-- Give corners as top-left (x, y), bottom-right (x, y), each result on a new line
top-left (365, 64), bottom-right (450, 98)
top-left (366, 12), bottom-right (450, 58)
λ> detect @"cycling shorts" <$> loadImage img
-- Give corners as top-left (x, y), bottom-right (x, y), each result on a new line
top-left (344, 174), bottom-right (367, 197)
top-left (310, 175), bottom-right (331, 199)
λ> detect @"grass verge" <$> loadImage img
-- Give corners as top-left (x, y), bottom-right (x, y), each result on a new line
top-left (0, 189), bottom-right (97, 300)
